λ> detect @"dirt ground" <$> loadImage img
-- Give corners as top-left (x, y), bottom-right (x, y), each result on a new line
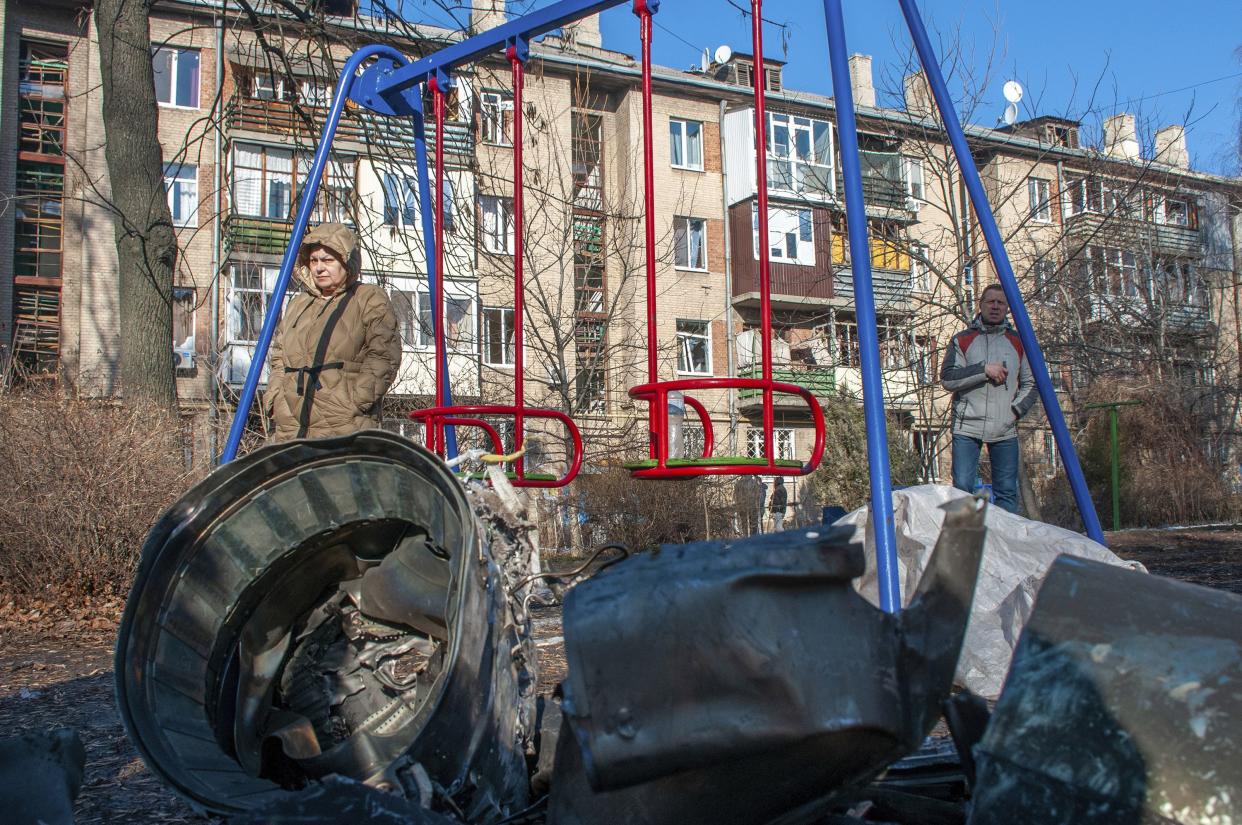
top-left (1, 526), bottom-right (1239, 823)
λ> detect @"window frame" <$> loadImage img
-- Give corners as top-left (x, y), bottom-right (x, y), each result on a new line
top-left (480, 91), bottom-right (514, 146)
top-left (673, 215), bottom-right (708, 271)
top-left (1027, 177), bottom-right (1052, 223)
top-left (231, 143), bottom-right (354, 224)
top-left (753, 204), bottom-right (815, 267)
top-left (227, 262), bottom-right (282, 345)
top-left (745, 427), bottom-right (794, 461)
top-left (903, 155), bottom-right (925, 202)
top-left (152, 46), bottom-right (200, 109)
top-left (163, 162), bottom-right (199, 228)
top-left (480, 305), bottom-right (516, 367)
top-left (675, 319), bottom-right (712, 375)
top-left (669, 117), bottom-right (704, 171)
top-left (766, 112), bottom-right (834, 199)
top-left (480, 194), bottom-right (515, 255)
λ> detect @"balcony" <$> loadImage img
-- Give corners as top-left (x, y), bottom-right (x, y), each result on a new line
top-left (732, 265), bottom-right (834, 307)
top-left (832, 268), bottom-right (914, 308)
top-left (1065, 211), bottom-right (1202, 257)
top-left (1088, 294), bottom-right (1211, 333)
top-left (225, 214), bottom-right (295, 257)
top-left (736, 364), bottom-right (922, 411)
top-left (225, 97), bottom-right (473, 160)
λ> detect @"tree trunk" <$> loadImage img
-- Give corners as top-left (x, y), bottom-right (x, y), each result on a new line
top-left (94, 0), bottom-right (178, 409)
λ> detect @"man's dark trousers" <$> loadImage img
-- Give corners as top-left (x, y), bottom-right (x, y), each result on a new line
top-left (951, 434), bottom-right (1019, 514)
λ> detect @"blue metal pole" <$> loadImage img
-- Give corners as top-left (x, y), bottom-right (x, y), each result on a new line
top-left (410, 85), bottom-right (457, 459)
top-left (221, 45), bottom-right (407, 463)
top-left (822, 0), bottom-right (901, 613)
top-left (368, 0), bottom-right (628, 102)
top-left (895, 0), bottom-right (1106, 543)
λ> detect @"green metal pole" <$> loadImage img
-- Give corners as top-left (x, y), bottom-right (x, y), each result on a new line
top-left (1084, 400), bottom-right (1141, 533)
top-left (1110, 407), bottom-right (1120, 531)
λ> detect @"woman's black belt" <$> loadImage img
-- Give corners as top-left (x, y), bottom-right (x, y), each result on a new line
top-left (285, 362), bottom-right (345, 395)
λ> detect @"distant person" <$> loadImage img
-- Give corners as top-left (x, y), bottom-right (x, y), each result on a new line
top-left (940, 284), bottom-right (1036, 514)
top-left (265, 223), bottom-right (401, 441)
top-left (769, 480), bottom-right (788, 532)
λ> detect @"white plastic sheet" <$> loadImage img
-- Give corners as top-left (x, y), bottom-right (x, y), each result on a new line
top-left (837, 484), bottom-right (1144, 699)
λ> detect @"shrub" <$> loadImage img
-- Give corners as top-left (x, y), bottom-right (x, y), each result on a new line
top-left (1041, 381), bottom-right (1239, 529)
top-left (805, 392), bottom-right (922, 512)
top-left (0, 385), bottom-right (198, 599)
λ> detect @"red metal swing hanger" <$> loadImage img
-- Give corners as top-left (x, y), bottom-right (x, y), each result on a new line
top-left (626, 0), bottom-right (826, 479)
top-left (409, 47), bottom-right (584, 488)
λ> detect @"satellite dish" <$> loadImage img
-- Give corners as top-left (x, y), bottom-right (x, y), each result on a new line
top-left (1003, 102), bottom-right (1019, 126)
top-left (714, 44), bottom-right (733, 65)
top-left (1003, 80), bottom-right (1024, 104)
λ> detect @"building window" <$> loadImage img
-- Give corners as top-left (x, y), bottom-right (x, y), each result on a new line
top-left (753, 205), bottom-right (814, 266)
top-left (153, 47), bottom-right (200, 108)
top-left (1163, 197), bottom-right (1191, 227)
top-left (1033, 258), bottom-right (1056, 290)
top-left (903, 156), bottom-right (925, 201)
top-left (228, 263), bottom-right (281, 343)
top-left (232, 144), bottom-right (353, 223)
top-left (481, 195), bottom-right (514, 254)
top-left (746, 427), bottom-right (794, 461)
top-left (173, 286), bottom-right (197, 361)
top-left (299, 80), bottom-right (332, 107)
top-left (910, 244), bottom-right (931, 292)
top-left (1067, 176), bottom-right (1131, 218)
top-left (1042, 431), bottom-right (1059, 477)
top-left (869, 219), bottom-right (910, 272)
top-left (381, 171), bottom-right (417, 226)
top-left (164, 163), bottom-right (198, 227)
top-left (767, 112), bottom-right (833, 198)
top-left (481, 306), bottom-right (515, 366)
top-left (389, 288), bottom-right (425, 349)
top-left (669, 118), bottom-right (703, 170)
top-left (481, 91), bottom-right (513, 146)
top-left (252, 73), bottom-right (293, 102)
top-left (674, 216), bottom-right (707, 270)
top-left (1086, 246), bottom-right (1144, 298)
top-left (1027, 177), bottom-right (1051, 222)
top-left (676, 319), bottom-right (711, 375)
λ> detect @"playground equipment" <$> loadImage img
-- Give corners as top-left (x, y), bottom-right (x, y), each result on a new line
top-left (405, 44), bottom-right (584, 487)
top-left (220, 0), bottom-right (1107, 612)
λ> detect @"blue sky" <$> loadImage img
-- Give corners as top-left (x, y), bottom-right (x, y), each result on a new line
top-left (582, 0), bottom-right (1242, 176)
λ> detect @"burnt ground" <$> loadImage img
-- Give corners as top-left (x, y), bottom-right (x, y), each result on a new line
top-left (1, 527), bottom-right (1239, 823)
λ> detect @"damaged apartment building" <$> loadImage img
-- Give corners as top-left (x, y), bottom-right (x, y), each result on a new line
top-left (1, 0), bottom-right (1240, 490)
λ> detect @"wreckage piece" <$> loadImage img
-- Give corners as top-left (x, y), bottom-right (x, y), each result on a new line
top-left (547, 497), bottom-right (987, 824)
top-left (0, 728), bottom-right (86, 825)
top-left (970, 556), bottom-right (1242, 825)
top-left (115, 431), bottom-right (537, 820)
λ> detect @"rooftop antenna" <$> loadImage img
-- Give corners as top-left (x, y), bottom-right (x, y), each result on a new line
top-left (1001, 80), bottom-right (1023, 126)
top-left (701, 48), bottom-right (710, 72)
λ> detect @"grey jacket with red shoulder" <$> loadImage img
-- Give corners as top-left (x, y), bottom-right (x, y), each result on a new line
top-left (940, 316), bottom-right (1037, 442)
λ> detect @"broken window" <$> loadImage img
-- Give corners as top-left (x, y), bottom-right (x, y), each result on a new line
top-left (674, 216), bottom-right (707, 270)
top-left (480, 91), bottom-right (513, 146)
top-left (676, 319), bottom-right (711, 375)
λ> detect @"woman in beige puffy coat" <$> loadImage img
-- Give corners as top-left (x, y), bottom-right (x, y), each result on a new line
top-left (265, 223), bottom-right (401, 440)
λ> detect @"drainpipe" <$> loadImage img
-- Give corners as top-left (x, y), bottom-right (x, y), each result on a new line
top-left (719, 99), bottom-right (737, 452)
top-left (209, 12), bottom-right (224, 461)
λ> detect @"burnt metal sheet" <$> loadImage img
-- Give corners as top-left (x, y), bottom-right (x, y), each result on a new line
top-left (0, 728), bottom-right (85, 825)
top-left (970, 555), bottom-right (1242, 825)
top-left (548, 497), bottom-right (987, 824)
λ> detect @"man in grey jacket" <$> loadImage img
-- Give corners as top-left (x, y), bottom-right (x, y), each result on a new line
top-left (940, 284), bottom-right (1037, 513)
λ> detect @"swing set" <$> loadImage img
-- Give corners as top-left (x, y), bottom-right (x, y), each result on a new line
top-left (221, 0), bottom-right (1106, 614)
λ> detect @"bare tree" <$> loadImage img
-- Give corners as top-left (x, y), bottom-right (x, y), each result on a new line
top-left (94, 0), bottom-right (179, 407)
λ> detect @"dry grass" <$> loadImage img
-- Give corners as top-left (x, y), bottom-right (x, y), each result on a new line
top-left (0, 385), bottom-right (199, 599)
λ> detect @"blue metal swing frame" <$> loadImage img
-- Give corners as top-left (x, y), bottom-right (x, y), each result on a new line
top-left (220, 0), bottom-right (1106, 615)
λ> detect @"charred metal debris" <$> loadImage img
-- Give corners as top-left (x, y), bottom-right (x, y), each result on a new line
top-left (108, 432), bottom-right (1241, 825)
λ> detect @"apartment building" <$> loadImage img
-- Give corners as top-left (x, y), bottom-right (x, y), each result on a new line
top-left (2, 0), bottom-right (1240, 493)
